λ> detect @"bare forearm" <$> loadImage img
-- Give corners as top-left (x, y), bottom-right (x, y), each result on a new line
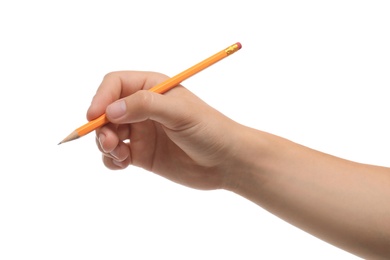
top-left (224, 125), bottom-right (390, 259)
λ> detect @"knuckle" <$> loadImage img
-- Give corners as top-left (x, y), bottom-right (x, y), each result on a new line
top-left (137, 91), bottom-right (155, 111)
top-left (103, 71), bottom-right (117, 80)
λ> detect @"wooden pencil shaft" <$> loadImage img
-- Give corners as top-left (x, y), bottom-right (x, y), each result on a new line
top-left (76, 113), bottom-right (109, 136)
top-left (149, 51), bottom-right (227, 93)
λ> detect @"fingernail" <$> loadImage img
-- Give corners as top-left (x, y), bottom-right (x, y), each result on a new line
top-left (112, 159), bottom-right (123, 168)
top-left (110, 148), bottom-right (119, 160)
top-left (107, 100), bottom-right (126, 119)
top-left (98, 133), bottom-right (107, 153)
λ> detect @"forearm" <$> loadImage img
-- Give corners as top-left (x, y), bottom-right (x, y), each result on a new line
top-left (224, 125), bottom-right (390, 259)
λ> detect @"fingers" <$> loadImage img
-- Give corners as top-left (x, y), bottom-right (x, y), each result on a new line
top-left (96, 124), bottom-right (119, 153)
top-left (96, 124), bottom-right (132, 170)
top-left (101, 142), bottom-right (132, 170)
top-left (87, 71), bottom-right (169, 121)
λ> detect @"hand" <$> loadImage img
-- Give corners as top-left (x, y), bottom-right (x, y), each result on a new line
top-left (87, 71), bottom-right (241, 190)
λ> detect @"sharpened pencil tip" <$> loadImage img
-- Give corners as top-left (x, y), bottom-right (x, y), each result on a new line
top-left (58, 131), bottom-right (80, 145)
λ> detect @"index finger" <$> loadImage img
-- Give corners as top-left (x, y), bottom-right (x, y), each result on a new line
top-left (87, 71), bottom-right (169, 121)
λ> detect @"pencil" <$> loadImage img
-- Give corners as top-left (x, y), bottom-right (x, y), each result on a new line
top-left (59, 42), bottom-right (242, 145)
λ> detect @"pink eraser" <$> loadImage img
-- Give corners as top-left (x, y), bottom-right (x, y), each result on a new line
top-left (236, 42), bottom-right (242, 49)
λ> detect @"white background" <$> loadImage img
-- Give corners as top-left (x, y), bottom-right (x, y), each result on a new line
top-left (0, 1), bottom-right (389, 259)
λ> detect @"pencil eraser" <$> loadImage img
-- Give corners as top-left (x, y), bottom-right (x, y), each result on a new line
top-left (236, 42), bottom-right (242, 49)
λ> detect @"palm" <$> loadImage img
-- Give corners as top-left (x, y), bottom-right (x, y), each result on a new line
top-left (126, 117), bottom-right (226, 190)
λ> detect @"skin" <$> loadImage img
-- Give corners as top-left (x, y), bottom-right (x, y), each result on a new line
top-left (87, 71), bottom-right (390, 259)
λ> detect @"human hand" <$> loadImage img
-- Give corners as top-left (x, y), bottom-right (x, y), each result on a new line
top-left (87, 71), bottom-right (242, 190)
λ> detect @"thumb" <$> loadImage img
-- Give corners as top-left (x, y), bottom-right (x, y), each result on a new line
top-left (105, 88), bottom-right (198, 130)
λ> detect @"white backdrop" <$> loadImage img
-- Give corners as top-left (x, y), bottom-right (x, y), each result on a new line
top-left (1, 1), bottom-right (389, 259)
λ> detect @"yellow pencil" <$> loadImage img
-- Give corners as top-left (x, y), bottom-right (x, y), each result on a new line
top-left (59, 42), bottom-right (242, 145)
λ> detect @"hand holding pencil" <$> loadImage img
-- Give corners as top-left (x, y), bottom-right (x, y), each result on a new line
top-left (59, 42), bottom-right (241, 144)
top-left (64, 42), bottom-right (243, 190)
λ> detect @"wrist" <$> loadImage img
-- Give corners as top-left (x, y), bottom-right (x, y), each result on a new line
top-left (221, 124), bottom-right (273, 193)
